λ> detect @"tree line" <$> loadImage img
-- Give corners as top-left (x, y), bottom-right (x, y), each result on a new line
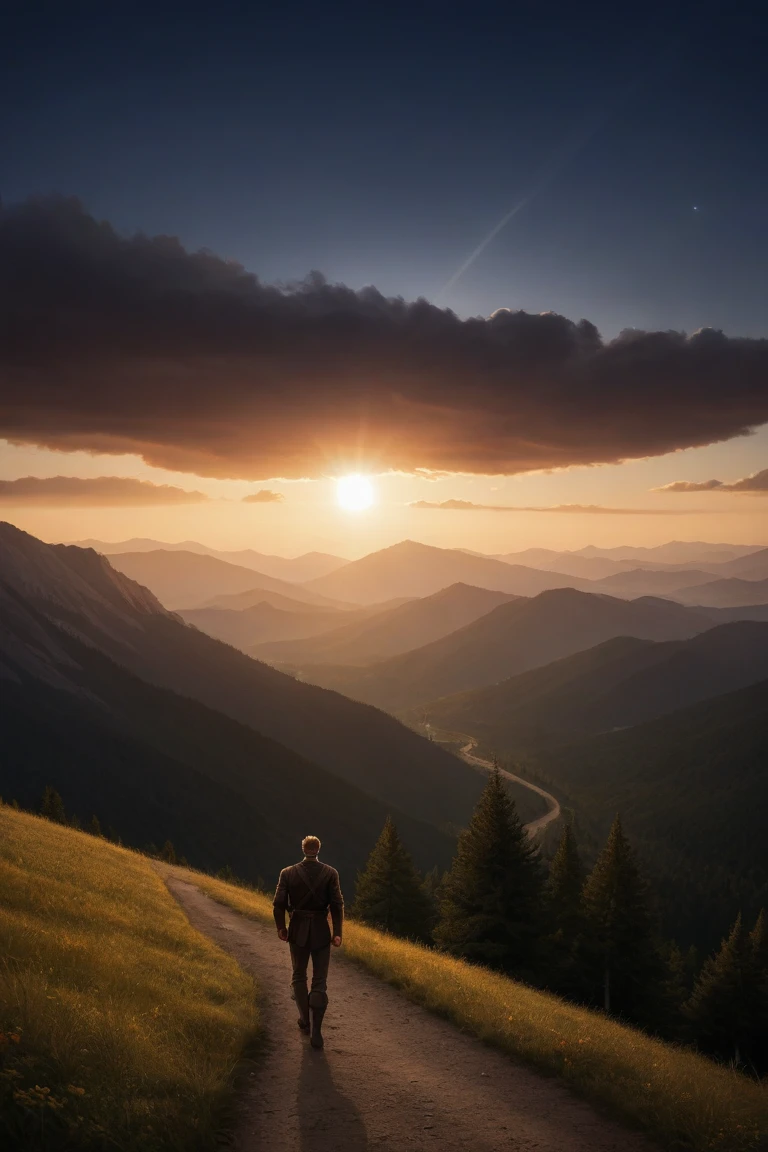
top-left (350, 770), bottom-right (768, 1077)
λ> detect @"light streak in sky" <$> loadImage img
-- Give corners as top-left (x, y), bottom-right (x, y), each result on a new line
top-left (436, 78), bottom-right (644, 303)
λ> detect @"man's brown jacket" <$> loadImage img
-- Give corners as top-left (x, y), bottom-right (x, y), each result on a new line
top-left (273, 858), bottom-right (344, 950)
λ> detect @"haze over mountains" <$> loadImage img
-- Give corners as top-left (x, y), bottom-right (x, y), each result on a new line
top-left (178, 602), bottom-right (356, 652)
top-left (672, 575), bottom-right (768, 607)
top-left (254, 584), bottom-right (518, 666)
top-left (290, 588), bottom-right (717, 711)
top-left (414, 622), bottom-right (768, 753)
top-left (107, 549), bottom-right (345, 610)
top-left (73, 538), bottom-right (768, 629)
top-left (304, 540), bottom-right (586, 602)
top-left (72, 537), bottom-right (347, 582)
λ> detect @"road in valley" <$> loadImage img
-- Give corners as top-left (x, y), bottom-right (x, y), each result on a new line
top-left (425, 725), bottom-right (561, 836)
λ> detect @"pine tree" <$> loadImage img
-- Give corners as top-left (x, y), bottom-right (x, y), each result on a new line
top-left (40, 786), bottom-right (66, 824)
top-left (581, 815), bottom-right (663, 1024)
top-left (685, 913), bottom-right (756, 1065)
top-left (351, 817), bottom-right (433, 941)
top-left (547, 824), bottom-right (584, 936)
top-left (749, 909), bottom-right (768, 1073)
top-left (434, 768), bottom-right (543, 973)
top-left (160, 840), bottom-right (177, 864)
top-left (88, 815), bottom-right (103, 838)
top-left (544, 824), bottom-right (585, 996)
top-left (658, 942), bottom-right (690, 1039)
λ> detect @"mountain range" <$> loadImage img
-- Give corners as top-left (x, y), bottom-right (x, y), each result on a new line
top-left (254, 583), bottom-right (519, 666)
top-left (303, 540), bottom-right (584, 603)
top-left (288, 588), bottom-right (715, 711)
top-left (411, 621), bottom-right (768, 754)
top-left (178, 601), bottom-right (358, 652)
top-left (106, 549), bottom-right (345, 610)
top-left (671, 575), bottom-right (768, 607)
top-left (70, 537), bottom-right (348, 583)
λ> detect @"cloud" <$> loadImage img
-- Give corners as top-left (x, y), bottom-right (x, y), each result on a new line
top-left (655, 468), bottom-right (768, 493)
top-left (3, 197), bottom-right (768, 481)
top-left (241, 489), bottom-right (284, 503)
top-left (0, 476), bottom-right (209, 506)
top-left (410, 500), bottom-right (696, 515)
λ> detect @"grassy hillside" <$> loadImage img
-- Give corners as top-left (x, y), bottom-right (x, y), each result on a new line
top-left (0, 807), bottom-right (257, 1151)
top-left (186, 871), bottom-right (768, 1152)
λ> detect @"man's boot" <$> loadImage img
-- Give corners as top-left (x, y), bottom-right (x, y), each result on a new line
top-left (308, 990), bottom-right (328, 1049)
top-left (293, 982), bottom-right (310, 1033)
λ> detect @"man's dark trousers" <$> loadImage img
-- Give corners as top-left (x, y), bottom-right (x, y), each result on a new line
top-left (289, 941), bottom-right (331, 1001)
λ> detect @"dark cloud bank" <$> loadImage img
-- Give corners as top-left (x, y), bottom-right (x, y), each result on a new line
top-left (2, 198), bottom-right (768, 481)
top-left (0, 476), bottom-right (208, 506)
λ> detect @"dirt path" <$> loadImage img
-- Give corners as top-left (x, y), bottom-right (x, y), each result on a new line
top-left (164, 874), bottom-right (652, 1152)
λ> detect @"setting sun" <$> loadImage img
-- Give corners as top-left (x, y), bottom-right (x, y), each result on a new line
top-left (336, 473), bottom-right (375, 512)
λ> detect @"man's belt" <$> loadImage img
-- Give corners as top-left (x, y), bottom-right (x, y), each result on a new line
top-left (289, 908), bottom-right (328, 916)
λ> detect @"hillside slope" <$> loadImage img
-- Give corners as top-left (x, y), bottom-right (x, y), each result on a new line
top-left (0, 585), bottom-right (454, 878)
top-left (0, 523), bottom-right (485, 838)
top-left (256, 583), bottom-right (518, 666)
top-left (415, 622), bottom-right (768, 754)
top-left (296, 588), bottom-right (714, 711)
top-left (0, 806), bottom-right (256, 1151)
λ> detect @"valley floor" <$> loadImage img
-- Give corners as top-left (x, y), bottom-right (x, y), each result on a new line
top-left (163, 873), bottom-right (652, 1152)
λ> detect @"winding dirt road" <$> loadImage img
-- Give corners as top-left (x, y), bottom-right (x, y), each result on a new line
top-left (427, 726), bottom-right (561, 836)
top-left (164, 872), bottom-right (652, 1152)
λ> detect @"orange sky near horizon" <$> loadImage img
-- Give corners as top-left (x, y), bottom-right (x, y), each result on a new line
top-left (0, 430), bottom-right (766, 557)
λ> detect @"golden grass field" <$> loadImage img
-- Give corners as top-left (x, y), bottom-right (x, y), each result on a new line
top-left (0, 807), bottom-right (258, 1151)
top-left (190, 870), bottom-right (768, 1152)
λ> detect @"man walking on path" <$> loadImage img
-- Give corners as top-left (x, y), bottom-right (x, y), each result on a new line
top-left (273, 835), bottom-right (344, 1049)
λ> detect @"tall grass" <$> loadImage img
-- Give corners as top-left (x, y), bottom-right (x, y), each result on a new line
top-left (0, 808), bottom-right (258, 1151)
top-left (188, 870), bottom-right (768, 1152)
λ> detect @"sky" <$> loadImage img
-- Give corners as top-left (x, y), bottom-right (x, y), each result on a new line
top-left (1, 0), bottom-right (767, 557)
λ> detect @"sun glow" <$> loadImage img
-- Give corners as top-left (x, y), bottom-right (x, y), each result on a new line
top-left (336, 473), bottom-right (375, 512)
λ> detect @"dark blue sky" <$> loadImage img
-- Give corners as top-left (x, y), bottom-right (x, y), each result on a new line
top-left (4, 0), bottom-right (767, 338)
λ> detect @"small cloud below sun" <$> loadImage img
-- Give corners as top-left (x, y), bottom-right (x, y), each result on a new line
top-left (336, 474), bottom-right (375, 512)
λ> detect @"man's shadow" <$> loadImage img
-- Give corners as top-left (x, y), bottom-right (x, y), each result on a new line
top-left (298, 1044), bottom-right (368, 1152)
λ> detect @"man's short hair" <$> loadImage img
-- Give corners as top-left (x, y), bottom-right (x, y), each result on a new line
top-left (302, 835), bottom-right (321, 856)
